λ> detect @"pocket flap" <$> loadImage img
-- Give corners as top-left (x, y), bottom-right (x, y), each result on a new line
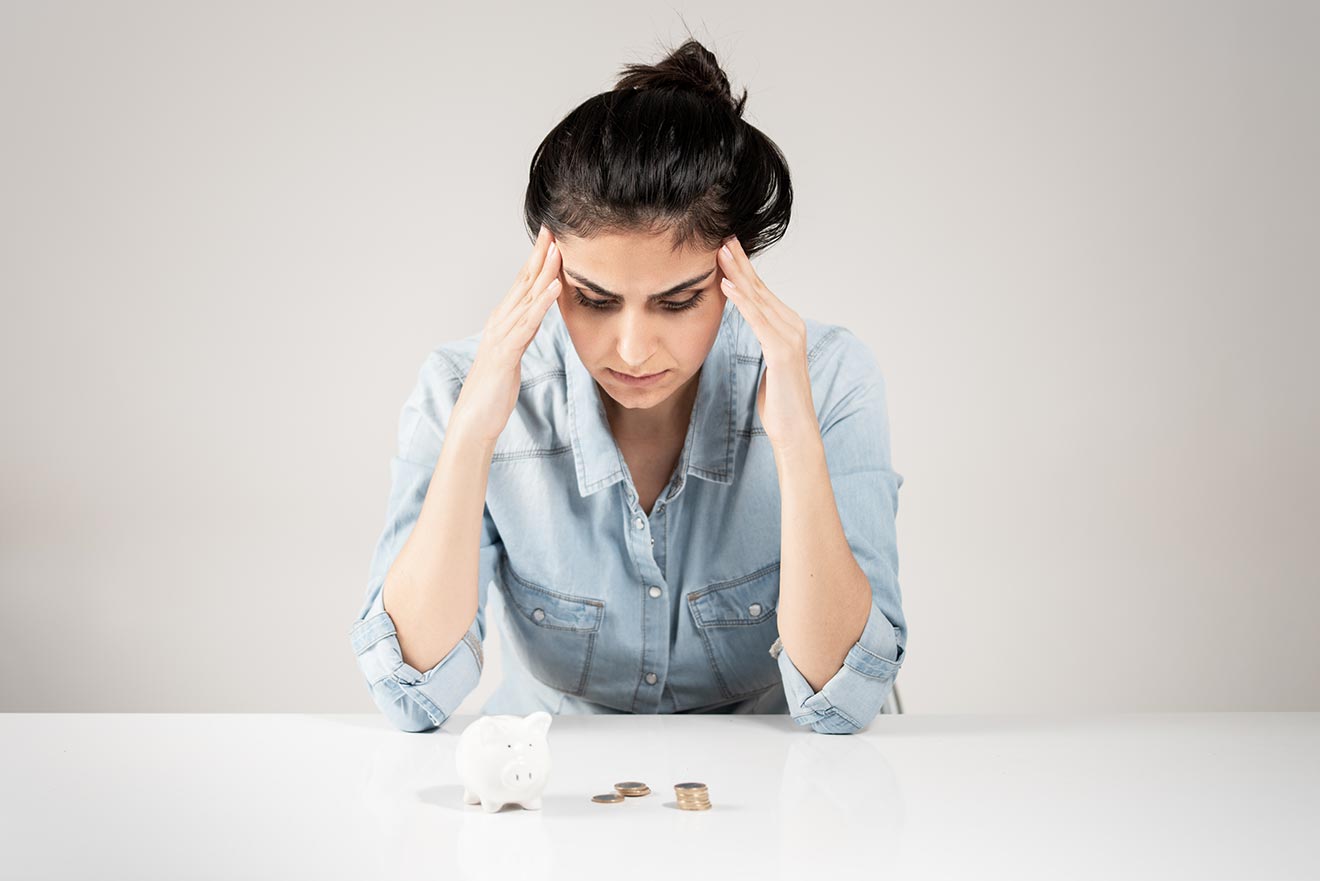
top-left (688, 562), bottom-right (780, 627)
top-left (501, 558), bottom-right (604, 632)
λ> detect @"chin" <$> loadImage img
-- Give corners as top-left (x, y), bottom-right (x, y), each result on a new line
top-left (601, 384), bottom-right (671, 407)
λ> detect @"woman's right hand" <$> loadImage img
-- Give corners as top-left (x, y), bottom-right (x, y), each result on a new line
top-left (449, 224), bottom-right (563, 447)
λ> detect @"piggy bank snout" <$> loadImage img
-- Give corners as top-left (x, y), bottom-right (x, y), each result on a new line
top-left (500, 757), bottom-right (541, 790)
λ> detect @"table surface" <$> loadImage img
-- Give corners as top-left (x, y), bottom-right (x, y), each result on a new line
top-left (2, 712), bottom-right (1317, 880)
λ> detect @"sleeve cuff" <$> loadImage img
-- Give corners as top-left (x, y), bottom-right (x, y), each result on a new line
top-left (771, 598), bottom-right (904, 734)
top-left (349, 585), bottom-right (484, 732)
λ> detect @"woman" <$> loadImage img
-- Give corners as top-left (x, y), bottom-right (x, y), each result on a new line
top-left (349, 38), bottom-right (907, 735)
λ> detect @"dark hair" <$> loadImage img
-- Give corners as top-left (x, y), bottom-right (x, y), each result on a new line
top-left (523, 37), bottom-right (791, 258)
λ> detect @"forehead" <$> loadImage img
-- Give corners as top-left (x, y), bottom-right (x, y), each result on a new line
top-left (555, 230), bottom-right (716, 298)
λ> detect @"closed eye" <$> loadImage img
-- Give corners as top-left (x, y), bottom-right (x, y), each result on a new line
top-left (574, 288), bottom-right (706, 312)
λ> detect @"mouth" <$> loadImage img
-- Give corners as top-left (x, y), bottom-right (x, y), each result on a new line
top-left (607, 368), bottom-right (669, 387)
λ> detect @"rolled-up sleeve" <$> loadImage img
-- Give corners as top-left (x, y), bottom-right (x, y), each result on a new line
top-left (771, 329), bottom-right (908, 734)
top-left (349, 352), bottom-right (505, 733)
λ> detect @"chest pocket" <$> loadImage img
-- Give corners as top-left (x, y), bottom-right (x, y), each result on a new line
top-left (687, 561), bottom-right (782, 699)
top-left (499, 557), bottom-right (604, 696)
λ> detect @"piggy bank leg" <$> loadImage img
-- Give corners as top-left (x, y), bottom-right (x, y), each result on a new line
top-left (462, 788), bottom-right (481, 805)
top-left (521, 797), bottom-right (543, 811)
top-left (481, 800), bottom-right (504, 814)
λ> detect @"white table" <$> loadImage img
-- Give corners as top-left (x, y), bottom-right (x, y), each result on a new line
top-left (2, 712), bottom-right (1316, 879)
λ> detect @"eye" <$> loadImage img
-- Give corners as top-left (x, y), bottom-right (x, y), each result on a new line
top-left (573, 289), bottom-right (706, 312)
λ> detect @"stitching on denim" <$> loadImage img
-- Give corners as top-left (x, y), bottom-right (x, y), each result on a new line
top-left (688, 562), bottom-right (781, 626)
top-left (695, 627), bottom-right (733, 699)
top-left (574, 631), bottom-right (596, 695)
top-left (388, 675), bottom-right (443, 729)
top-left (807, 326), bottom-right (844, 363)
top-left (490, 445), bottom-right (573, 462)
top-left (502, 558), bottom-right (605, 631)
top-left (850, 640), bottom-right (902, 669)
top-left (829, 705), bottom-right (863, 731)
top-left (431, 349), bottom-right (468, 384)
top-left (462, 630), bottom-right (484, 671)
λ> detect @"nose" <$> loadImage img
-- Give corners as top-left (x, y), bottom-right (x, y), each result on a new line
top-left (614, 309), bottom-right (659, 371)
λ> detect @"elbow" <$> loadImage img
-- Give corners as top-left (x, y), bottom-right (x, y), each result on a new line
top-left (807, 707), bottom-right (866, 735)
top-left (367, 675), bottom-right (447, 734)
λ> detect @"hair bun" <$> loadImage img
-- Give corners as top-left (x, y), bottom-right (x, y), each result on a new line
top-left (614, 38), bottom-right (747, 118)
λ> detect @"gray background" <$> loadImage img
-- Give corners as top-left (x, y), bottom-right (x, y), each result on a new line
top-left (2, 1), bottom-right (1316, 714)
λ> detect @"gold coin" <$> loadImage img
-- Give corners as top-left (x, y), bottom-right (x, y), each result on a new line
top-left (592, 793), bottom-right (625, 803)
top-left (675, 782), bottom-right (712, 810)
top-left (614, 781), bottom-right (651, 796)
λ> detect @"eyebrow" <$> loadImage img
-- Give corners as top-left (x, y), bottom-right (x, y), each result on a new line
top-left (561, 266), bottom-right (716, 301)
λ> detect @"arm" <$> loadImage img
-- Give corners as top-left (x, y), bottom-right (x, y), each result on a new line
top-left (349, 355), bottom-right (506, 733)
top-left (774, 439), bottom-right (873, 692)
top-left (771, 335), bottom-right (907, 735)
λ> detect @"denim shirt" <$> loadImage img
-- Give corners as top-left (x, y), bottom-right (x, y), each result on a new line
top-left (349, 299), bottom-right (907, 734)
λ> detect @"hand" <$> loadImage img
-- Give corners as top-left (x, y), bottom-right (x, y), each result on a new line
top-left (717, 235), bottom-right (820, 453)
top-left (450, 224), bottom-right (562, 446)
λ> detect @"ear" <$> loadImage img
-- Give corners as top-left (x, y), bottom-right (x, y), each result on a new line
top-left (525, 711), bottom-right (553, 739)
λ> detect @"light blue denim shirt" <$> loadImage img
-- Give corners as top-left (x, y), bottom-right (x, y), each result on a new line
top-left (349, 298), bottom-right (907, 734)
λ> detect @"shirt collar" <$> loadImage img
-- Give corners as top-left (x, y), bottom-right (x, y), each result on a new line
top-left (561, 302), bottom-right (738, 500)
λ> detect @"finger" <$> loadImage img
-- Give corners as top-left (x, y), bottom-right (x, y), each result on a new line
top-left (503, 277), bottom-right (562, 352)
top-left (492, 226), bottom-right (557, 328)
top-left (494, 244), bottom-right (561, 341)
top-left (721, 275), bottom-right (776, 340)
top-left (719, 241), bottom-right (797, 336)
top-left (720, 236), bottom-right (799, 328)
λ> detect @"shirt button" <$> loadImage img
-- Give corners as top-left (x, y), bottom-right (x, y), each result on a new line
top-left (532, 608), bottom-right (545, 623)
top-left (748, 603), bottom-right (762, 617)
top-left (645, 672), bottom-right (658, 685)
top-left (648, 585), bottom-right (662, 598)
top-left (633, 516), bottom-right (645, 530)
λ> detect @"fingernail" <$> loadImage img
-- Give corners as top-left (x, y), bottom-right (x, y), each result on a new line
top-left (548, 242), bottom-right (557, 257)
top-left (721, 244), bottom-right (732, 259)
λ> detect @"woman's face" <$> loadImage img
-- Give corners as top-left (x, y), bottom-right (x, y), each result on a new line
top-left (553, 228), bottom-right (728, 412)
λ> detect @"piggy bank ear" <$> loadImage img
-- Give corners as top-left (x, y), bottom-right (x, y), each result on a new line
top-left (524, 711), bottom-right (553, 740)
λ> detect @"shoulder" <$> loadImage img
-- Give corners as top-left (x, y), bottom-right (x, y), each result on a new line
top-left (415, 318), bottom-right (565, 391)
top-left (727, 305), bottom-right (885, 411)
top-left (402, 311), bottom-right (570, 453)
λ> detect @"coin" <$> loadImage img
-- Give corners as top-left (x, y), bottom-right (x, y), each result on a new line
top-left (674, 782), bottom-right (712, 811)
top-left (591, 792), bottom-right (625, 804)
top-left (614, 781), bottom-right (651, 797)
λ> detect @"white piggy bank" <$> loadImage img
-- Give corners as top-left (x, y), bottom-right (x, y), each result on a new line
top-left (455, 711), bottom-right (553, 813)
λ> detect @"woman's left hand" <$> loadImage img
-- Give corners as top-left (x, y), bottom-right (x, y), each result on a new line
top-left (718, 235), bottom-right (821, 455)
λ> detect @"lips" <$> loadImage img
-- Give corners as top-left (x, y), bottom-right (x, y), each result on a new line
top-left (608, 368), bottom-right (669, 386)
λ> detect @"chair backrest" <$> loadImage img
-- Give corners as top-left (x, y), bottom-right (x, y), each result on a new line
top-left (880, 684), bottom-right (904, 715)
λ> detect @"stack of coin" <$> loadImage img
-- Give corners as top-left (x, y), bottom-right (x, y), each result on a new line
top-left (614, 781), bottom-right (651, 797)
top-left (674, 782), bottom-right (712, 811)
